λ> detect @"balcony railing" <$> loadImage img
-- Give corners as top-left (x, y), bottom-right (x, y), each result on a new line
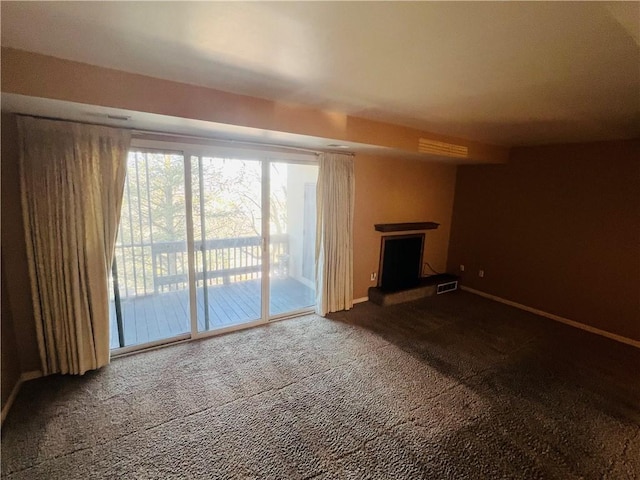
top-left (112, 235), bottom-right (289, 299)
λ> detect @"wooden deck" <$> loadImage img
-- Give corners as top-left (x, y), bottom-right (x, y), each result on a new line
top-left (110, 277), bottom-right (315, 349)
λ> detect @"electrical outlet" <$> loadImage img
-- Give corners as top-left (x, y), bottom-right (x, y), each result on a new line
top-left (479, 270), bottom-right (484, 278)
top-left (460, 264), bottom-right (465, 272)
top-left (370, 272), bottom-right (377, 281)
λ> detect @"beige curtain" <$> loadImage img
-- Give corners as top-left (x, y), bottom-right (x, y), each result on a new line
top-left (315, 152), bottom-right (354, 316)
top-left (18, 116), bottom-right (130, 375)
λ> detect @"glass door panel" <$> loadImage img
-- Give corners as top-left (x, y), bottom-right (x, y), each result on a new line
top-left (191, 156), bottom-right (263, 332)
top-left (110, 151), bottom-right (190, 349)
top-left (111, 146), bottom-right (319, 351)
top-left (269, 162), bottom-right (318, 316)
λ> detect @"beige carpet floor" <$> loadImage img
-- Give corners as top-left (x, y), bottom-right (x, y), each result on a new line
top-left (2, 291), bottom-right (639, 479)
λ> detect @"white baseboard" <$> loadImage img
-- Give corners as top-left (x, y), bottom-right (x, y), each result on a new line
top-left (353, 297), bottom-right (369, 304)
top-left (460, 286), bottom-right (640, 349)
top-left (1, 370), bottom-right (43, 425)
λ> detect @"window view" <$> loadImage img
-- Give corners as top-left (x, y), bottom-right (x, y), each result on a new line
top-left (110, 147), bottom-right (318, 350)
top-left (191, 156), bottom-right (263, 331)
top-left (109, 150), bottom-right (190, 349)
top-left (269, 162), bottom-right (318, 316)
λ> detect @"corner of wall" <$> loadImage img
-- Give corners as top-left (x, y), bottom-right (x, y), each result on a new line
top-left (1, 112), bottom-right (42, 374)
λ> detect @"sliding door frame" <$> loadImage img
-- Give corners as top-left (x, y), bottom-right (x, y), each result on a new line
top-left (112, 138), bottom-right (317, 355)
top-left (110, 145), bottom-right (192, 356)
top-left (261, 159), bottom-right (271, 327)
top-left (265, 158), bottom-right (319, 323)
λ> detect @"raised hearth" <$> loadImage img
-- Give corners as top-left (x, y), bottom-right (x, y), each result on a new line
top-left (369, 274), bottom-right (459, 306)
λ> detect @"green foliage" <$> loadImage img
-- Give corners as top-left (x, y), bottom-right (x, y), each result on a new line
top-left (114, 151), bottom-right (287, 296)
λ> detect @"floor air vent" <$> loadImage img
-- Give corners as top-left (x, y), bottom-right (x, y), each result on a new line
top-left (436, 280), bottom-right (458, 294)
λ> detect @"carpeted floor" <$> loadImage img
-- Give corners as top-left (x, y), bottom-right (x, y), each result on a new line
top-left (2, 291), bottom-right (639, 479)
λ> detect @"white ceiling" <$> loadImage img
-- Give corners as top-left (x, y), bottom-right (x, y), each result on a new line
top-left (2, 1), bottom-right (639, 147)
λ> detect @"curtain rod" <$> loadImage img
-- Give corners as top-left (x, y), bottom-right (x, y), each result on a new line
top-left (132, 128), bottom-right (356, 157)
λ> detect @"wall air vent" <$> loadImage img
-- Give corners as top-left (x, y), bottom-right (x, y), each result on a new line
top-left (418, 138), bottom-right (468, 158)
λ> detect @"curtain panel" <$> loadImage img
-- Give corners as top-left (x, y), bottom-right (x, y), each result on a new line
top-left (315, 152), bottom-right (354, 316)
top-left (18, 116), bottom-right (131, 375)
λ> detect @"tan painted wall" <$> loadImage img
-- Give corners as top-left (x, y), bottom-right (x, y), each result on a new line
top-left (1, 257), bottom-right (22, 410)
top-left (1, 113), bottom-right (41, 373)
top-left (1, 47), bottom-right (509, 164)
top-left (353, 154), bottom-right (457, 299)
top-left (447, 140), bottom-right (640, 341)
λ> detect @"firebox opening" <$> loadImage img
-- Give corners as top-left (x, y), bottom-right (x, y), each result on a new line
top-left (379, 234), bottom-right (425, 292)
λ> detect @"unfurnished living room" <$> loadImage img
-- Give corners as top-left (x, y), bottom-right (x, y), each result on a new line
top-left (1, 2), bottom-right (639, 479)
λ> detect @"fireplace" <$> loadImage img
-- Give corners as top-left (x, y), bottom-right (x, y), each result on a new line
top-left (378, 234), bottom-right (424, 292)
top-left (369, 222), bottom-right (457, 306)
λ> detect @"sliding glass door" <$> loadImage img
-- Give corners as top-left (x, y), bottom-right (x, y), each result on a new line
top-left (110, 150), bottom-right (190, 349)
top-left (191, 156), bottom-right (263, 332)
top-left (110, 143), bottom-right (318, 352)
top-left (269, 162), bottom-right (318, 316)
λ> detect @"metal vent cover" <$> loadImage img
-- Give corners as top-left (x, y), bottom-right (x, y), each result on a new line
top-left (418, 138), bottom-right (468, 158)
top-left (436, 280), bottom-right (458, 294)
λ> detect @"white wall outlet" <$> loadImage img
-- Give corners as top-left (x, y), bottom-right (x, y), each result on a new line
top-left (479, 269), bottom-right (484, 278)
top-left (460, 264), bottom-right (465, 272)
top-left (371, 272), bottom-right (377, 281)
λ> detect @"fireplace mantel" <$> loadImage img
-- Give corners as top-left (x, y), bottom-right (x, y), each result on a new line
top-left (374, 222), bottom-right (439, 233)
